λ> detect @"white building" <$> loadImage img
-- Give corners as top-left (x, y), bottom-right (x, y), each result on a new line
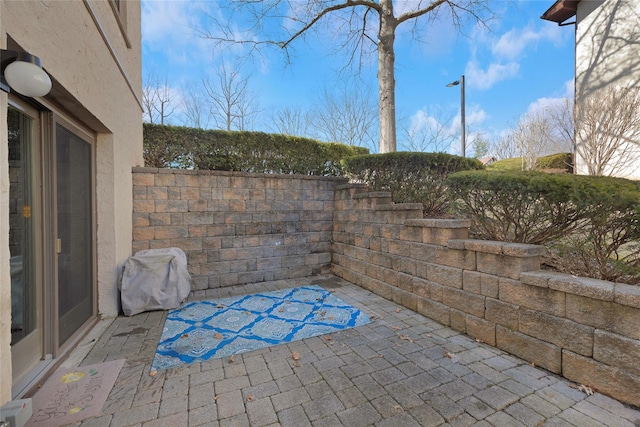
top-left (542, 0), bottom-right (640, 179)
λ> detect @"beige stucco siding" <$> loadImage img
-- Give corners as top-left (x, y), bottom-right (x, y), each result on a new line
top-left (574, 0), bottom-right (640, 179)
top-left (1, 0), bottom-right (142, 402)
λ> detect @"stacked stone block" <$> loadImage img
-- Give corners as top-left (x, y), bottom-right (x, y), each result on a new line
top-left (132, 168), bottom-right (345, 290)
top-left (331, 184), bottom-right (640, 407)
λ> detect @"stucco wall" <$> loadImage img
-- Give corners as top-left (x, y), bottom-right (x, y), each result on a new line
top-left (331, 184), bottom-right (640, 407)
top-left (574, 0), bottom-right (640, 180)
top-left (1, 0), bottom-right (142, 402)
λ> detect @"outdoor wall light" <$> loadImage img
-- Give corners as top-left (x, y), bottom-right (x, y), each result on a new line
top-left (1, 49), bottom-right (52, 97)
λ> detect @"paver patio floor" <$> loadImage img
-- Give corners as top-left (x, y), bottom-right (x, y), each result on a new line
top-left (63, 275), bottom-right (640, 426)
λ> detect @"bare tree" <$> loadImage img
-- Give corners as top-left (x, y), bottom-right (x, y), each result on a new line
top-left (512, 110), bottom-right (556, 171)
top-left (575, 86), bottom-right (640, 177)
top-left (399, 106), bottom-right (457, 152)
top-left (203, 63), bottom-right (260, 131)
top-left (182, 82), bottom-right (211, 129)
top-left (202, 0), bottom-right (491, 153)
top-left (548, 97), bottom-right (575, 154)
top-left (142, 73), bottom-right (177, 125)
top-left (270, 106), bottom-right (315, 137)
top-left (312, 81), bottom-right (378, 151)
top-left (491, 133), bottom-right (519, 161)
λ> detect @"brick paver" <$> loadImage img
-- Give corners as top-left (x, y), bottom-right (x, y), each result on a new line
top-left (59, 275), bottom-right (640, 426)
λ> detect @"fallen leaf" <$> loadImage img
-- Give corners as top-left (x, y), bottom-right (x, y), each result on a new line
top-left (570, 383), bottom-right (594, 396)
top-left (399, 334), bottom-right (414, 343)
top-left (245, 394), bottom-right (255, 402)
top-left (214, 332), bottom-right (223, 340)
top-left (391, 325), bottom-right (401, 330)
top-left (475, 338), bottom-right (483, 343)
top-left (292, 351), bottom-right (301, 361)
top-left (149, 370), bottom-right (157, 377)
top-left (445, 352), bottom-right (455, 359)
top-left (322, 336), bottom-right (332, 342)
top-left (214, 394), bottom-right (220, 401)
top-left (228, 355), bottom-right (235, 363)
top-left (395, 308), bottom-right (401, 313)
top-left (393, 404), bottom-right (404, 412)
top-left (181, 334), bottom-right (189, 339)
top-left (216, 304), bottom-right (225, 309)
top-left (328, 315), bottom-right (334, 320)
top-left (279, 307), bottom-right (285, 312)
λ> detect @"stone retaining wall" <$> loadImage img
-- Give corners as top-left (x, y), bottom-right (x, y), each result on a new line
top-left (331, 184), bottom-right (640, 407)
top-left (131, 170), bottom-right (640, 407)
top-left (132, 168), bottom-right (346, 290)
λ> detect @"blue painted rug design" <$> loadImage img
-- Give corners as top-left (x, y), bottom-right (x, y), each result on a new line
top-left (151, 285), bottom-right (370, 372)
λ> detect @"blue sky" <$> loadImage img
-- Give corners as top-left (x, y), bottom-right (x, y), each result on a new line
top-left (141, 0), bottom-right (575, 154)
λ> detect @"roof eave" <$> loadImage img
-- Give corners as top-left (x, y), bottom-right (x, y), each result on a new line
top-left (541, 0), bottom-right (581, 24)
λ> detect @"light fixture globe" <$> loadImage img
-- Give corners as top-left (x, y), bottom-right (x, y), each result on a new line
top-left (4, 53), bottom-right (52, 97)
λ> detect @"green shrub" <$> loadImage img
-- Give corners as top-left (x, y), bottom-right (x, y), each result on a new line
top-left (448, 170), bottom-right (640, 282)
top-left (564, 175), bottom-right (640, 281)
top-left (143, 123), bottom-right (368, 176)
top-left (143, 124), bottom-right (198, 169)
top-left (342, 152), bottom-right (484, 217)
top-left (447, 171), bottom-right (584, 244)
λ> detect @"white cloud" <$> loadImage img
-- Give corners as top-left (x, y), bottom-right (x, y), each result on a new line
top-left (410, 109), bottom-right (443, 133)
top-left (465, 60), bottom-right (520, 90)
top-left (142, 0), bottom-right (218, 65)
top-left (526, 97), bottom-right (566, 115)
top-left (492, 25), bottom-right (563, 60)
top-left (526, 80), bottom-right (574, 115)
top-left (466, 106), bottom-right (489, 127)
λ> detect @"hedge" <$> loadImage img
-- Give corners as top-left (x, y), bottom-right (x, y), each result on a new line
top-left (143, 123), bottom-right (368, 176)
top-left (342, 152), bottom-right (484, 217)
top-left (447, 170), bottom-right (640, 281)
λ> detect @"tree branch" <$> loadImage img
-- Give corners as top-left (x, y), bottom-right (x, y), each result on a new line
top-left (396, 0), bottom-right (448, 25)
top-left (281, 0), bottom-right (380, 49)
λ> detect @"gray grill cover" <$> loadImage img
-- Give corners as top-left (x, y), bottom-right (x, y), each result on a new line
top-left (120, 248), bottom-right (191, 316)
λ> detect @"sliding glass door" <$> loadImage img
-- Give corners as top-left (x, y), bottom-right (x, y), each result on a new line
top-left (55, 121), bottom-right (95, 346)
top-left (9, 99), bottom-right (96, 390)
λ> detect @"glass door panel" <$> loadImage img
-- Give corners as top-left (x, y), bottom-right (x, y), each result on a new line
top-left (9, 105), bottom-right (43, 381)
top-left (56, 123), bottom-right (94, 346)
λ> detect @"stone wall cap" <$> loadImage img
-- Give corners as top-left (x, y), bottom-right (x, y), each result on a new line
top-left (548, 275), bottom-right (615, 301)
top-left (447, 240), bottom-right (466, 250)
top-left (133, 167), bottom-right (348, 181)
top-left (335, 183), bottom-right (368, 190)
top-left (354, 191), bottom-right (392, 199)
top-left (405, 218), bottom-right (471, 228)
top-left (520, 270), bottom-right (567, 288)
top-left (376, 203), bottom-right (423, 211)
top-left (614, 283), bottom-right (640, 309)
top-left (447, 239), bottom-right (545, 257)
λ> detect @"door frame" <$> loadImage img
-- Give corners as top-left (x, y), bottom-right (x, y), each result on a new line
top-left (49, 111), bottom-right (98, 355)
top-left (8, 97), bottom-right (46, 386)
top-left (9, 96), bottom-right (99, 397)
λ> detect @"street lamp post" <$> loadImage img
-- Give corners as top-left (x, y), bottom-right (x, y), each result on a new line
top-left (446, 75), bottom-right (465, 158)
